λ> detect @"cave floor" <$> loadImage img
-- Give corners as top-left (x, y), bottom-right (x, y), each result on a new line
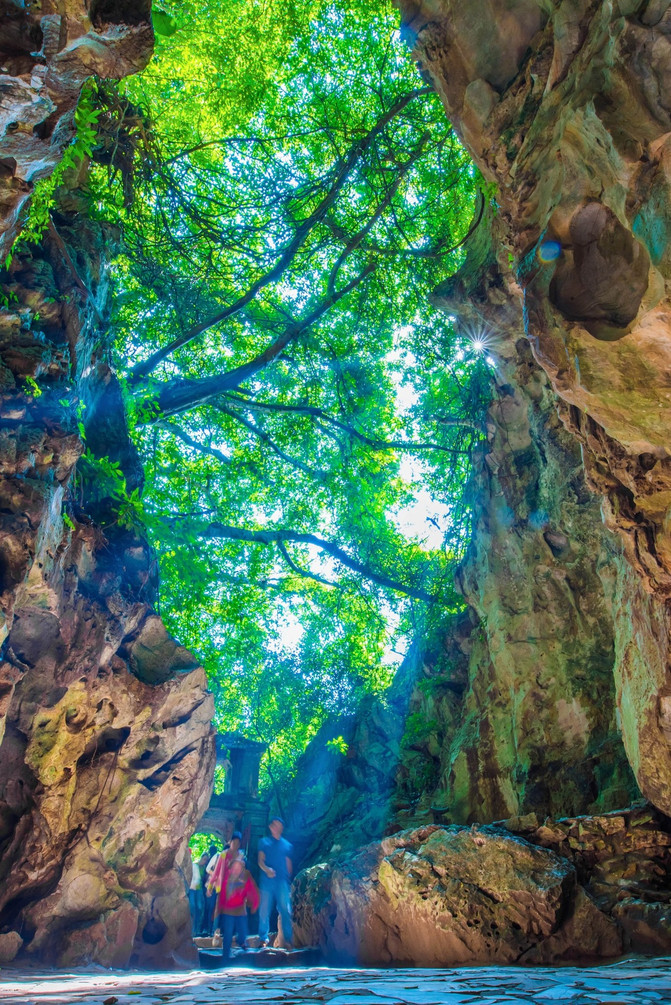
top-left (1, 957), bottom-right (671, 1005)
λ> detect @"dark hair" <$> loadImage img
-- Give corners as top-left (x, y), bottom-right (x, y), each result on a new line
top-left (231, 831), bottom-right (242, 842)
top-left (208, 844), bottom-right (218, 856)
top-left (269, 816), bottom-right (284, 826)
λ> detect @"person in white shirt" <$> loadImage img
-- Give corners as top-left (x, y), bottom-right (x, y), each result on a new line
top-left (188, 849), bottom-right (206, 936)
top-left (204, 843), bottom-right (221, 936)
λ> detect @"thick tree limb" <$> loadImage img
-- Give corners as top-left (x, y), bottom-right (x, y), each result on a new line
top-left (191, 522), bottom-right (436, 602)
top-left (138, 265), bottom-right (375, 421)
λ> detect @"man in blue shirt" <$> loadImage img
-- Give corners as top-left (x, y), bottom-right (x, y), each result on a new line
top-left (257, 816), bottom-right (293, 948)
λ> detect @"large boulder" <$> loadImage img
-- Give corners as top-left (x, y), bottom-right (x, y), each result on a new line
top-left (293, 824), bottom-right (599, 965)
top-left (0, 931), bottom-right (23, 965)
top-left (294, 811), bottom-right (671, 965)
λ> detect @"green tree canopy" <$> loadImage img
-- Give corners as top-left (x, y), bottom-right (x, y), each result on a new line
top-left (78, 0), bottom-right (491, 793)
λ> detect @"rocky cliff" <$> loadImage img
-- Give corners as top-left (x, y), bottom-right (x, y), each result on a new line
top-left (0, 1), bottom-right (215, 968)
top-left (424, 219), bottom-right (641, 824)
top-left (289, 0), bottom-right (671, 882)
top-left (396, 0), bottom-right (671, 817)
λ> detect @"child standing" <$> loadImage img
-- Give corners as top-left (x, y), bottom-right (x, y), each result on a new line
top-left (216, 854), bottom-right (260, 961)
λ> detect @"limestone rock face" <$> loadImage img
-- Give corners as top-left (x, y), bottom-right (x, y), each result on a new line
top-left (0, 0), bottom-right (153, 259)
top-left (0, 0), bottom-right (215, 969)
top-left (520, 803), bottom-right (671, 953)
top-left (293, 824), bottom-right (592, 965)
top-left (423, 222), bottom-right (640, 825)
top-left (293, 808), bottom-right (671, 965)
top-left (286, 239), bottom-right (640, 856)
top-left (396, 0), bottom-right (671, 813)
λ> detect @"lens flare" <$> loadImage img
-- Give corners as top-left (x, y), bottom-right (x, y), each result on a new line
top-left (464, 327), bottom-right (496, 364)
top-left (537, 240), bottom-right (561, 263)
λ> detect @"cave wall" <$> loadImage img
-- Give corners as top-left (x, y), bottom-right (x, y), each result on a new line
top-left (0, 1), bottom-right (215, 968)
top-left (413, 219), bottom-right (640, 825)
top-left (286, 244), bottom-right (641, 861)
top-left (395, 0), bottom-right (671, 815)
top-left (286, 4), bottom-right (671, 859)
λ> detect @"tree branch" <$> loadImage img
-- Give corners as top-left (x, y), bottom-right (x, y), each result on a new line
top-left (222, 394), bottom-right (472, 455)
top-left (160, 422), bottom-right (234, 464)
top-left (327, 129), bottom-right (430, 296)
top-left (216, 405), bottom-right (327, 480)
top-left (185, 521), bottom-right (436, 602)
top-left (360, 187), bottom-right (486, 260)
top-left (128, 88), bottom-right (429, 383)
top-left (276, 541), bottom-right (337, 588)
top-left (137, 265), bottom-right (375, 421)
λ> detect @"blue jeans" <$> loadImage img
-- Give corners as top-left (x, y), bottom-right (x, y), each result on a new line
top-left (219, 913), bottom-right (248, 959)
top-left (205, 891), bottom-right (218, 935)
top-left (258, 879), bottom-right (292, 945)
top-left (188, 888), bottom-right (204, 936)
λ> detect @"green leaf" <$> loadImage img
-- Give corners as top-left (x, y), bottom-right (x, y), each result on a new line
top-left (25, 376), bottom-right (42, 398)
top-left (152, 9), bottom-right (179, 36)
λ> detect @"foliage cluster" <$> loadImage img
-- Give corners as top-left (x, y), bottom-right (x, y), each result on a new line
top-left (68, 1), bottom-right (492, 798)
top-left (7, 85), bottom-right (101, 265)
